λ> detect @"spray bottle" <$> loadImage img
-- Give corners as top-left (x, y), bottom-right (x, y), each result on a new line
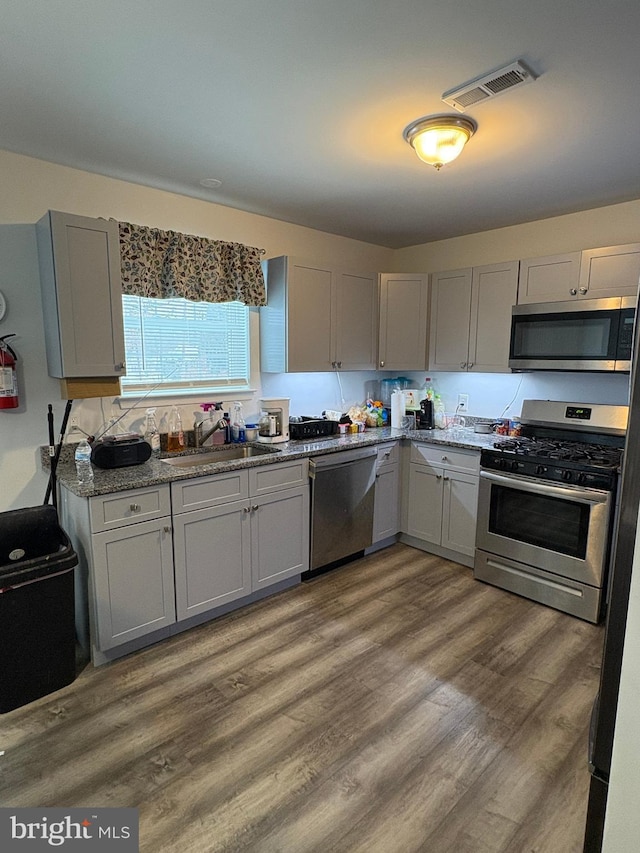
top-left (231, 401), bottom-right (246, 443)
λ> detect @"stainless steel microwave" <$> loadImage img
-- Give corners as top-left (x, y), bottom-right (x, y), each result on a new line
top-left (509, 296), bottom-right (636, 372)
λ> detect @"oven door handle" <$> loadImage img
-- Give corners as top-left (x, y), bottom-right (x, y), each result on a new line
top-left (479, 470), bottom-right (610, 505)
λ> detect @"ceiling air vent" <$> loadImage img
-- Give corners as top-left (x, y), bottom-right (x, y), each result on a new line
top-left (442, 60), bottom-right (538, 113)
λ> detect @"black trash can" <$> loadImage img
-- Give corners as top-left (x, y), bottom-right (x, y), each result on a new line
top-left (0, 505), bottom-right (78, 713)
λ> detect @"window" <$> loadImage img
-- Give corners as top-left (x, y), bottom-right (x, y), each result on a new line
top-left (120, 295), bottom-right (250, 396)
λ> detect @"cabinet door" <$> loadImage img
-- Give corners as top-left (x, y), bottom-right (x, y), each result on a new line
top-left (378, 273), bottom-right (429, 370)
top-left (288, 262), bottom-right (334, 371)
top-left (373, 464), bottom-right (400, 543)
top-left (517, 253), bottom-right (581, 304)
top-left (92, 519), bottom-right (175, 650)
top-left (334, 271), bottom-right (378, 369)
top-left (579, 244), bottom-right (640, 298)
top-left (405, 463), bottom-right (443, 545)
top-left (429, 268), bottom-right (473, 371)
top-left (36, 211), bottom-right (126, 378)
top-left (468, 260), bottom-right (519, 372)
top-left (441, 470), bottom-right (479, 557)
top-left (173, 501), bottom-right (251, 620)
top-left (251, 485), bottom-right (309, 589)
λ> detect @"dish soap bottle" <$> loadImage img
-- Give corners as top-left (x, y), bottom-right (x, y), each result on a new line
top-left (167, 405), bottom-right (185, 452)
top-left (143, 407), bottom-right (161, 454)
top-left (434, 393), bottom-right (447, 429)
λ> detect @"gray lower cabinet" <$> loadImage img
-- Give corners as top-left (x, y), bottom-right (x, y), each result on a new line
top-left (59, 483), bottom-right (175, 658)
top-left (372, 442), bottom-right (401, 543)
top-left (92, 518), bottom-right (176, 649)
top-left (402, 442), bottom-right (479, 565)
top-left (171, 459), bottom-right (309, 621)
top-left (61, 459), bottom-right (308, 664)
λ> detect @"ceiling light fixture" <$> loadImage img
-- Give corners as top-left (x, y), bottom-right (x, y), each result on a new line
top-left (403, 115), bottom-right (477, 170)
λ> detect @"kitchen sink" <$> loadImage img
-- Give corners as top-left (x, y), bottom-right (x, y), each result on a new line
top-left (160, 444), bottom-right (280, 468)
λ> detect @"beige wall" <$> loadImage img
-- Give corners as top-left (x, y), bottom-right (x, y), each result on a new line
top-left (393, 200), bottom-right (640, 272)
top-left (0, 149), bottom-right (394, 270)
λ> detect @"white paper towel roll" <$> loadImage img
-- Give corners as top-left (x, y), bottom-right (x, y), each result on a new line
top-left (391, 390), bottom-right (404, 428)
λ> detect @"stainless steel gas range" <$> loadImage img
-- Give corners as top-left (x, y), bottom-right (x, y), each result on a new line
top-left (474, 400), bottom-right (628, 623)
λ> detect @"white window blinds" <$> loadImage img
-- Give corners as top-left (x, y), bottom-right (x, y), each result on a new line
top-left (120, 295), bottom-right (250, 395)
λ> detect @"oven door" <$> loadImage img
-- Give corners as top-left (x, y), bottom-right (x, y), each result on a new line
top-left (476, 470), bottom-right (612, 586)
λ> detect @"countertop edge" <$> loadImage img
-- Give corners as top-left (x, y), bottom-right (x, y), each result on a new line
top-left (46, 427), bottom-right (498, 498)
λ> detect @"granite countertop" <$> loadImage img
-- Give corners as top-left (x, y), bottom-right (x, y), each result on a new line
top-left (48, 426), bottom-right (500, 498)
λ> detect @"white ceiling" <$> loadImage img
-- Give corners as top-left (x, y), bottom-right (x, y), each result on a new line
top-left (2, 1), bottom-right (640, 249)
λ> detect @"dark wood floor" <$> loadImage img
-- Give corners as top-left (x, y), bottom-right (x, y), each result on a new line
top-left (0, 543), bottom-right (603, 852)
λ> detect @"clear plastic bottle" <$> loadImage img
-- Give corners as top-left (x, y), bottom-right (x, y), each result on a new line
top-left (167, 405), bottom-right (185, 452)
top-left (143, 407), bottom-right (161, 454)
top-left (231, 401), bottom-right (246, 443)
top-left (434, 393), bottom-right (447, 429)
top-left (74, 438), bottom-right (94, 484)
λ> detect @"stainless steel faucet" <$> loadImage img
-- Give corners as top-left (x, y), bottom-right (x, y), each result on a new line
top-left (196, 416), bottom-right (228, 446)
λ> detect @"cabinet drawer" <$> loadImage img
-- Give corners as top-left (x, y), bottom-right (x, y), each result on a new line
top-left (171, 469), bottom-right (250, 514)
top-left (89, 486), bottom-right (171, 532)
top-left (376, 442), bottom-right (400, 467)
top-left (411, 442), bottom-right (479, 474)
top-left (249, 459), bottom-right (309, 496)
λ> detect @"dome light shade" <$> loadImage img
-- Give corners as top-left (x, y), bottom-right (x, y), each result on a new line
top-left (403, 115), bottom-right (477, 170)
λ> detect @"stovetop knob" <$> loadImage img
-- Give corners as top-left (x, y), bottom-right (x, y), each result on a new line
top-left (561, 469), bottom-right (573, 482)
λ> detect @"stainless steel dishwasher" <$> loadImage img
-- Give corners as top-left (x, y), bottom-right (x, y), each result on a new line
top-left (308, 446), bottom-right (377, 571)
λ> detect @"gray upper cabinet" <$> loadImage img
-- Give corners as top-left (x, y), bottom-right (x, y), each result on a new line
top-left (36, 210), bottom-right (125, 378)
top-left (260, 257), bottom-right (377, 372)
top-left (518, 243), bottom-right (640, 304)
top-left (578, 244), bottom-right (640, 298)
top-left (430, 261), bottom-right (518, 372)
top-left (378, 273), bottom-right (429, 371)
top-left (429, 268), bottom-right (472, 372)
top-left (517, 253), bottom-right (581, 304)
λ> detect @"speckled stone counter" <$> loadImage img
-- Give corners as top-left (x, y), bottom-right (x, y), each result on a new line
top-left (45, 426), bottom-right (500, 498)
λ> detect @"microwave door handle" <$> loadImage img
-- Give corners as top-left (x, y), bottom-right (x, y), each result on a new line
top-left (480, 470), bottom-right (610, 506)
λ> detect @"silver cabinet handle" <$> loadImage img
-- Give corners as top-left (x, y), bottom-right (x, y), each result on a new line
top-left (441, 455), bottom-right (448, 461)
top-left (468, 362), bottom-right (474, 368)
top-left (252, 505), bottom-right (259, 511)
top-left (115, 362), bottom-right (125, 372)
top-left (243, 506), bottom-right (251, 513)
top-left (570, 288), bottom-right (578, 296)
top-left (380, 360), bottom-right (385, 367)
top-left (130, 503), bottom-right (140, 512)
top-left (163, 525), bottom-right (171, 533)
top-left (460, 362), bottom-right (466, 369)
top-left (435, 474), bottom-right (442, 480)
top-left (443, 475), bottom-right (450, 481)
top-left (579, 287), bottom-right (588, 295)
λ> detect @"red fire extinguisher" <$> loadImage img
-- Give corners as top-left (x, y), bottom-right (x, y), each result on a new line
top-left (0, 334), bottom-right (19, 409)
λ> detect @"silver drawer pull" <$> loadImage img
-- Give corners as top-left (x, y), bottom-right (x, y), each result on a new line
top-left (130, 503), bottom-right (140, 512)
top-left (441, 455), bottom-right (448, 461)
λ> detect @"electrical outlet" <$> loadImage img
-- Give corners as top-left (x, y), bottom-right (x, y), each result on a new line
top-left (457, 393), bottom-right (469, 411)
top-left (70, 415), bottom-right (79, 428)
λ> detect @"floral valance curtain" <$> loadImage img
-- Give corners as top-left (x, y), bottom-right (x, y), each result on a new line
top-left (117, 221), bottom-right (266, 306)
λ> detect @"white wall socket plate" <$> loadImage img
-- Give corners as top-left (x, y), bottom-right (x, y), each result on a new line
top-left (457, 393), bottom-right (469, 411)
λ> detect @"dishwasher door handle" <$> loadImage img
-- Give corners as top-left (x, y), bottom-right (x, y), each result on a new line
top-left (309, 447), bottom-right (377, 476)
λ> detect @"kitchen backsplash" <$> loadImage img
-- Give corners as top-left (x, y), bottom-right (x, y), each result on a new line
top-left (64, 367), bottom-right (632, 444)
